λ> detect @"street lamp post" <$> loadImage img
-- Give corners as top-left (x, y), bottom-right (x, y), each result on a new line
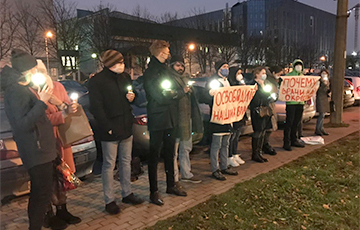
top-left (45, 31), bottom-right (53, 74)
top-left (188, 43), bottom-right (195, 75)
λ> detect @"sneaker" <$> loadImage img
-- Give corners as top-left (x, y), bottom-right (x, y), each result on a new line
top-left (122, 193), bottom-right (144, 205)
top-left (105, 201), bottom-right (120, 215)
top-left (212, 170), bottom-right (226, 181)
top-left (227, 157), bottom-right (240, 167)
top-left (221, 168), bottom-right (238, 176)
top-left (181, 175), bottom-right (202, 184)
top-left (233, 155), bottom-right (245, 165)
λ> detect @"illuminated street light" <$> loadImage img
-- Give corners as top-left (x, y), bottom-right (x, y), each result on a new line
top-left (45, 31), bottom-right (53, 73)
top-left (188, 43), bottom-right (196, 75)
top-left (352, 51), bottom-right (357, 56)
top-left (320, 55), bottom-right (326, 62)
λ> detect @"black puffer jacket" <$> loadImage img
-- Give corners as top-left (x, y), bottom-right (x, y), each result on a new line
top-left (1, 66), bottom-right (57, 170)
top-left (89, 67), bottom-right (134, 141)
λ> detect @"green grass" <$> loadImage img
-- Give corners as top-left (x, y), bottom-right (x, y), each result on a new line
top-left (147, 132), bottom-right (360, 230)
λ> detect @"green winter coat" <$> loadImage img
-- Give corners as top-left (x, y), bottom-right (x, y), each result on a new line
top-left (286, 59), bottom-right (305, 105)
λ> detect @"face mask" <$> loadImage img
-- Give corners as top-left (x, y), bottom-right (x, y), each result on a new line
top-left (220, 68), bottom-right (229, 77)
top-left (236, 74), bottom-right (243, 82)
top-left (274, 75), bottom-right (280, 80)
top-left (295, 65), bottom-right (302, 73)
top-left (261, 74), bottom-right (267, 81)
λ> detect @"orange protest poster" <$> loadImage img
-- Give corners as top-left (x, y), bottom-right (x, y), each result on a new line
top-left (279, 76), bottom-right (321, 102)
top-left (210, 85), bottom-right (256, 125)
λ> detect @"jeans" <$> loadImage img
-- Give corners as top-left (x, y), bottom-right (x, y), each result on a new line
top-left (28, 162), bottom-right (53, 230)
top-left (316, 112), bottom-right (325, 132)
top-left (210, 134), bottom-right (230, 173)
top-left (148, 128), bottom-right (176, 193)
top-left (229, 128), bottom-right (242, 157)
top-left (174, 136), bottom-right (193, 182)
top-left (101, 136), bottom-right (133, 204)
top-left (284, 104), bottom-right (304, 145)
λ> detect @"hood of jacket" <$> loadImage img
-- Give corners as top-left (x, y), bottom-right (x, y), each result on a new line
top-left (287, 59), bottom-right (304, 76)
top-left (0, 66), bottom-right (23, 91)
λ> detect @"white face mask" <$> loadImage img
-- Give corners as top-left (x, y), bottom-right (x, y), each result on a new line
top-left (274, 75), bottom-right (280, 80)
top-left (236, 74), bottom-right (244, 83)
top-left (321, 73), bottom-right (328, 81)
top-left (295, 65), bottom-right (302, 73)
top-left (261, 74), bottom-right (267, 81)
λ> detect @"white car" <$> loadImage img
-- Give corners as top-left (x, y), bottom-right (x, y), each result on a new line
top-left (345, 76), bottom-right (360, 105)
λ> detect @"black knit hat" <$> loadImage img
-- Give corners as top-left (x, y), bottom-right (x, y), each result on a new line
top-left (10, 49), bottom-right (37, 73)
top-left (170, 55), bottom-right (185, 66)
top-left (100, 50), bottom-right (124, 68)
top-left (215, 60), bottom-right (227, 72)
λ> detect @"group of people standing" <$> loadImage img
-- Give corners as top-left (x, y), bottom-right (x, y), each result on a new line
top-left (0, 39), bottom-right (331, 229)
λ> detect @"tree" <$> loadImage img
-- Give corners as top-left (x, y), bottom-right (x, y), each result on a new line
top-left (14, 1), bottom-right (42, 56)
top-left (39, 0), bottom-right (87, 71)
top-left (0, 0), bottom-right (18, 61)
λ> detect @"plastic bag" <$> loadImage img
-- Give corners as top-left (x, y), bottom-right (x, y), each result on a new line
top-left (56, 160), bottom-right (81, 191)
top-left (300, 136), bottom-right (325, 145)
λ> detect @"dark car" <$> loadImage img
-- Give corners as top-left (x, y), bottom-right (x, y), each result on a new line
top-left (0, 101), bottom-right (96, 203)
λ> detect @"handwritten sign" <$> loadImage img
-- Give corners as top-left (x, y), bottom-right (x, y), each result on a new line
top-left (279, 76), bottom-right (320, 102)
top-left (210, 85), bottom-right (256, 125)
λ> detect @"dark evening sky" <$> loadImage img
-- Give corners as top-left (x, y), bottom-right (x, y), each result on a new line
top-left (73, 0), bottom-right (359, 52)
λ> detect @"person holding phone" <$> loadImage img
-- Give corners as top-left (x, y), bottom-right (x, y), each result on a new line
top-left (1, 49), bottom-right (57, 230)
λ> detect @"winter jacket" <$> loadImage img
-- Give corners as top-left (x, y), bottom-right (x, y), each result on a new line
top-left (143, 56), bottom-right (186, 132)
top-left (89, 67), bottom-right (134, 141)
top-left (45, 81), bottom-right (76, 173)
top-left (316, 80), bottom-right (330, 113)
top-left (1, 66), bottom-right (57, 170)
top-left (204, 74), bottom-right (232, 134)
top-left (170, 69), bottom-right (203, 140)
top-left (249, 83), bottom-right (272, 132)
top-left (286, 59), bottom-right (305, 105)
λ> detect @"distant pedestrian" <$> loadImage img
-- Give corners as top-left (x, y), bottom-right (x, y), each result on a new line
top-left (315, 69), bottom-right (330, 136)
top-left (143, 40), bottom-right (187, 206)
top-left (204, 61), bottom-right (238, 181)
top-left (1, 49), bottom-right (57, 230)
top-left (89, 50), bottom-right (144, 215)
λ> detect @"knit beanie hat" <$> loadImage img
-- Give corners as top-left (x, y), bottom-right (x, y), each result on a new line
top-left (215, 60), bottom-right (227, 72)
top-left (10, 49), bottom-right (37, 73)
top-left (170, 55), bottom-right (185, 66)
top-left (100, 50), bottom-right (124, 68)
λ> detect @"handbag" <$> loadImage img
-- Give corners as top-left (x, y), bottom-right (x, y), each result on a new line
top-left (56, 159), bottom-right (81, 191)
top-left (257, 106), bottom-right (273, 117)
top-left (58, 105), bottom-right (93, 147)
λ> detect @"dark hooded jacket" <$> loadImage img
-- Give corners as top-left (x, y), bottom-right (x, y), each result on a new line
top-left (1, 66), bottom-right (57, 170)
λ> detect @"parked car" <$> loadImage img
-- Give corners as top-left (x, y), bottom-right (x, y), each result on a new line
top-left (0, 102), bottom-right (96, 203)
top-left (345, 76), bottom-right (360, 105)
top-left (60, 79), bottom-right (150, 156)
top-left (343, 79), bottom-right (355, 107)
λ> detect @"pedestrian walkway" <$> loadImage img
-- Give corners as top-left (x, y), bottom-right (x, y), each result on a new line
top-left (1, 107), bottom-right (359, 230)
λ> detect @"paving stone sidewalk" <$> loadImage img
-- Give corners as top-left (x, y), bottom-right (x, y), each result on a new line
top-left (1, 107), bottom-right (359, 230)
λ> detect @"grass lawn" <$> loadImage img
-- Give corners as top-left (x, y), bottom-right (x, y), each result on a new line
top-left (147, 132), bottom-right (360, 230)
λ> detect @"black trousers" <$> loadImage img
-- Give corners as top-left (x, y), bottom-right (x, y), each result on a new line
top-left (284, 104), bottom-right (304, 145)
top-left (27, 162), bottom-right (54, 230)
top-left (148, 128), bottom-right (176, 193)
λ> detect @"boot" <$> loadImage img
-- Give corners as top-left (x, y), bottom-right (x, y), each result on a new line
top-left (43, 208), bottom-right (68, 230)
top-left (262, 132), bottom-right (277, 155)
top-left (258, 134), bottom-right (268, 162)
top-left (56, 204), bottom-right (81, 225)
top-left (252, 137), bottom-right (265, 163)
